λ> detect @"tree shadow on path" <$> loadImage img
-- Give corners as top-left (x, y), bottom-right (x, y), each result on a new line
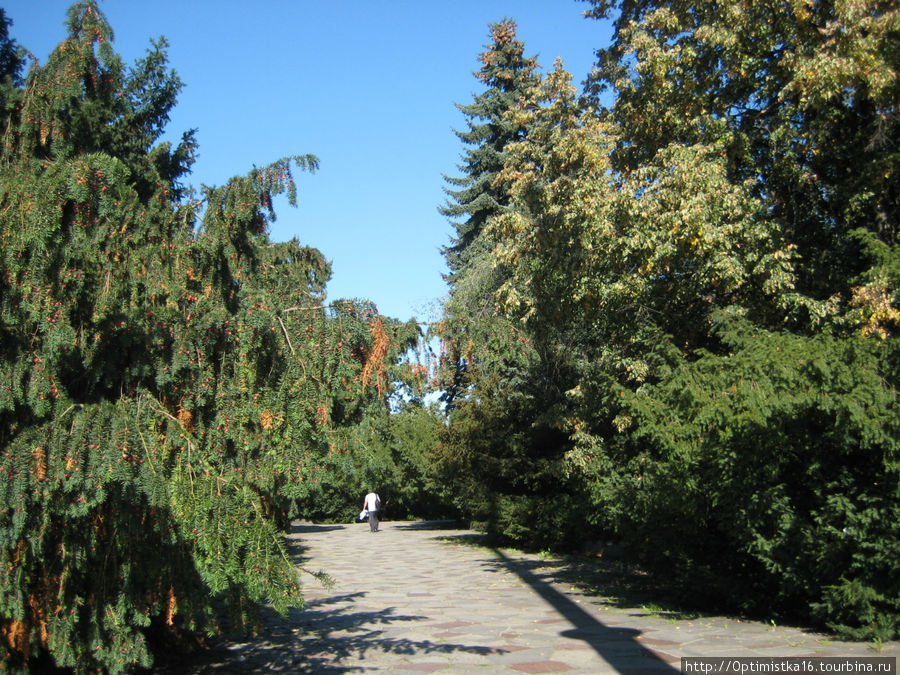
top-left (178, 592), bottom-right (505, 673)
top-left (485, 548), bottom-right (679, 672)
top-left (290, 523), bottom-right (347, 535)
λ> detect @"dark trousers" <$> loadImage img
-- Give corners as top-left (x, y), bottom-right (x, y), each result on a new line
top-left (368, 509), bottom-right (379, 532)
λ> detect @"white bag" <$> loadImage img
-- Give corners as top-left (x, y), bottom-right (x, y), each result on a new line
top-left (359, 509), bottom-right (368, 521)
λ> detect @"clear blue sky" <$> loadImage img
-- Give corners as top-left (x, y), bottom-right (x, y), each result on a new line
top-left (3, 1), bottom-right (610, 323)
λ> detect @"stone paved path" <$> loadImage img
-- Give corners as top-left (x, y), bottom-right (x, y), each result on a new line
top-left (185, 520), bottom-right (899, 673)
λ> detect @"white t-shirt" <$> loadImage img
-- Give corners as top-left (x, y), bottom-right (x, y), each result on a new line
top-left (364, 492), bottom-right (380, 512)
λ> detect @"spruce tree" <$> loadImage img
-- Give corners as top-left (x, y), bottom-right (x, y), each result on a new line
top-left (434, 34), bottom-right (593, 548)
top-left (440, 19), bottom-right (539, 278)
top-left (437, 20), bottom-right (540, 408)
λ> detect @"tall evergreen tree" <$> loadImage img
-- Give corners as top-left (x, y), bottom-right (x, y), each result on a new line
top-left (434, 52), bottom-right (602, 548)
top-left (0, 3), bottom-right (410, 669)
top-left (440, 18), bottom-right (539, 278)
top-left (436, 20), bottom-right (540, 408)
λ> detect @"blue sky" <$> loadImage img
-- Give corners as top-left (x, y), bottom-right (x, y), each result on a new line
top-left (3, 1), bottom-right (610, 323)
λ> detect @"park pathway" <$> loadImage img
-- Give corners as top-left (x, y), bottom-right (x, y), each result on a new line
top-left (186, 520), bottom-right (899, 673)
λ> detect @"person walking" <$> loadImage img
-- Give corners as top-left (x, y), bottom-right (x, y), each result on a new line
top-left (362, 490), bottom-right (381, 532)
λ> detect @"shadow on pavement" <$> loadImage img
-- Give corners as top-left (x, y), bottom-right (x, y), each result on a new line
top-left (289, 523), bottom-right (346, 534)
top-left (435, 532), bottom-right (700, 619)
top-left (487, 548), bottom-right (679, 672)
top-left (391, 520), bottom-right (468, 531)
top-left (181, 593), bottom-right (505, 673)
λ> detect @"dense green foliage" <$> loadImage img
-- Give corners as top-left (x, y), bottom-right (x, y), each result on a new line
top-left (1, 1), bottom-right (897, 668)
top-left (279, 334), bottom-right (452, 525)
top-left (0, 3), bottom-right (414, 671)
top-left (301, 399), bottom-right (453, 524)
top-left (433, 0), bottom-right (898, 640)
